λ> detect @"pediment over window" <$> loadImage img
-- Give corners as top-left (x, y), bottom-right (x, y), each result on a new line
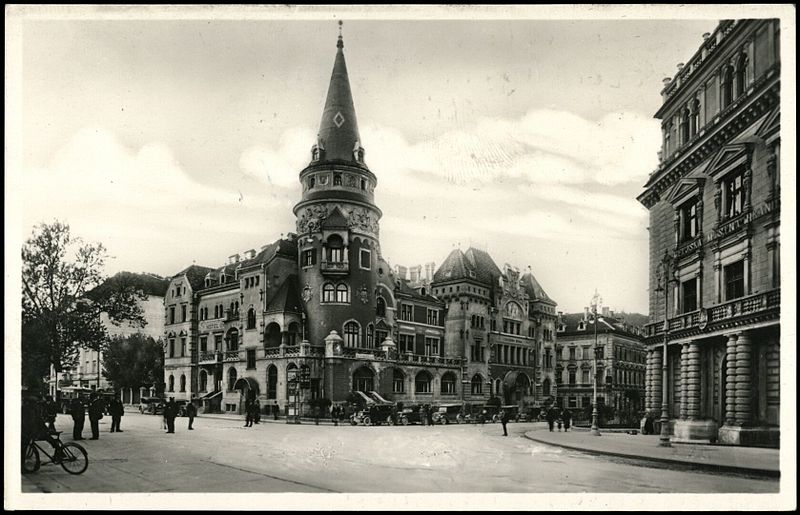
top-left (756, 108), bottom-right (780, 141)
top-left (707, 144), bottom-right (751, 181)
top-left (666, 177), bottom-right (705, 205)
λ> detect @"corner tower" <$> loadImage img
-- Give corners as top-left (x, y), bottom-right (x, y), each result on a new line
top-left (294, 26), bottom-right (383, 346)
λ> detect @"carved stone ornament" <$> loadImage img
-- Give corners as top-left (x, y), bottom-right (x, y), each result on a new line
top-left (359, 285), bottom-right (369, 304)
top-left (302, 283), bottom-right (313, 302)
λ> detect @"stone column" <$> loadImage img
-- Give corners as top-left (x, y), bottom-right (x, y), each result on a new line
top-left (686, 341), bottom-right (701, 420)
top-left (652, 348), bottom-right (663, 412)
top-left (725, 333), bottom-right (738, 425)
top-left (734, 332), bottom-right (753, 425)
top-left (645, 351), bottom-right (653, 411)
top-left (679, 344), bottom-right (689, 420)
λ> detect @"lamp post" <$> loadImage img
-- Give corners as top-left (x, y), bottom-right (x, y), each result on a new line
top-left (590, 291), bottom-right (603, 436)
top-left (654, 250), bottom-right (674, 447)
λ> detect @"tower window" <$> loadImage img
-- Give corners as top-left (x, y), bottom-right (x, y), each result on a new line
top-left (360, 178), bottom-right (366, 190)
top-left (309, 176), bottom-right (316, 188)
top-left (333, 173), bottom-right (342, 186)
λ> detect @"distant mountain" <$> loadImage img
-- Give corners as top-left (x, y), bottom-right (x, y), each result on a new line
top-left (87, 271), bottom-right (170, 300)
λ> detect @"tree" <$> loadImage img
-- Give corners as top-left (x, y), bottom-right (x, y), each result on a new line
top-left (102, 333), bottom-right (164, 394)
top-left (21, 221), bottom-right (147, 385)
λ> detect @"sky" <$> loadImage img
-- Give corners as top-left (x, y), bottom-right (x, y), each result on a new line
top-left (12, 6), bottom-right (730, 315)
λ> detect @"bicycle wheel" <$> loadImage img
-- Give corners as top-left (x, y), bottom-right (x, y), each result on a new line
top-left (22, 443), bottom-right (40, 473)
top-left (60, 442), bottom-right (88, 475)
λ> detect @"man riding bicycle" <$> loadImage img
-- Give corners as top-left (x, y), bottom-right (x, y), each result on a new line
top-left (22, 395), bottom-right (63, 462)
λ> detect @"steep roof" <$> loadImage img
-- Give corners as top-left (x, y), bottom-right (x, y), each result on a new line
top-left (395, 279), bottom-right (443, 305)
top-left (558, 312), bottom-right (644, 340)
top-left (177, 265), bottom-right (216, 292)
top-left (264, 275), bottom-right (304, 314)
top-left (234, 237), bottom-right (298, 270)
top-left (86, 271), bottom-right (170, 300)
top-left (521, 270), bottom-right (556, 304)
top-left (316, 32), bottom-right (363, 165)
top-left (433, 247), bottom-right (501, 286)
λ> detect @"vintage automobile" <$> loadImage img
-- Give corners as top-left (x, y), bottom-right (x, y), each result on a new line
top-left (431, 403), bottom-right (464, 425)
top-left (515, 406), bottom-right (542, 423)
top-left (58, 387), bottom-right (93, 414)
top-left (397, 404), bottom-right (426, 425)
top-left (138, 396), bottom-right (165, 415)
top-left (350, 403), bottom-right (396, 426)
top-left (498, 405), bottom-right (521, 422)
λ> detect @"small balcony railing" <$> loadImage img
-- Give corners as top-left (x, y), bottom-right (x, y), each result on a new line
top-left (223, 350), bottom-right (241, 362)
top-left (198, 351), bottom-right (220, 364)
top-left (320, 260), bottom-right (349, 275)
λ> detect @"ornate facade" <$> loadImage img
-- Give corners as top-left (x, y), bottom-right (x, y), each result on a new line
top-left (638, 19), bottom-right (781, 446)
top-left (162, 31), bottom-right (557, 417)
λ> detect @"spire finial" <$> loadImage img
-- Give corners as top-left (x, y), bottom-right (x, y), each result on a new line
top-left (337, 20), bottom-right (343, 49)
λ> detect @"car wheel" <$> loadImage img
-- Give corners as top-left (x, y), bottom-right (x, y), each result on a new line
top-left (401, 417), bottom-right (409, 426)
top-left (362, 416), bottom-right (371, 426)
top-left (456, 414), bottom-right (464, 424)
top-left (386, 416), bottom-right (395, 426)
top-left (350, 417), bottom-right (358, 426)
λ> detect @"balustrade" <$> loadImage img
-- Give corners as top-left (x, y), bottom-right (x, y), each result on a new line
top-left (223, 350), bottom-right (240, 362)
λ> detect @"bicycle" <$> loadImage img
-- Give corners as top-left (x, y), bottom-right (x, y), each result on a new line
top-left (22, 431), bottom-right (89, 475)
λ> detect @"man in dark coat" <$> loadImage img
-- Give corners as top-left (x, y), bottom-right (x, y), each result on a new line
top-left (43, 396), bottom-right (58, 434)
top-left (244, 399), bottom-right (253, 427)
top-left (70, 397), bottom-right (86, 440)
top-left (164, 398), bottom-right (177, 433)
top-left (500, 409), bottom-right (509, 437)
top-left (253, 399), bottom-right (261, 424)
top-left (546, 406), bottom-right (557, 432)
top-left (185, 400), bottom-right (197, 430)
top-left (88, 393), bottom-right (105, 440)
top-left (109, 396), bottom-right (124, 432)
top-left (561, 407), bottom-right (572, 432)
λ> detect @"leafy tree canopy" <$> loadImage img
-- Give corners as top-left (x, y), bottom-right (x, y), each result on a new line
top-left (102, 333), bottom-right (164, 391)
top-left (21, 221), bottom-right (147, 374)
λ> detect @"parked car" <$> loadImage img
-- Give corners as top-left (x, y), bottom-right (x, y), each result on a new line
top-left (398, 404), bottom-right (425, 425)
top-left (138, 396), bottom-right (165, 415)
top-left (350, 403), bottom-right (395, 426)
top-left (432, 403), bottom-right (464, 425)
top-left (499, 405), bottom-right (520, 422)
top-left (174, 400), bottom-right (190, 417)
top-left (515, 407), bottom-right (541, 423)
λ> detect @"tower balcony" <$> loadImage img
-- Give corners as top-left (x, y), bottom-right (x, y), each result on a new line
top-left (320, 260), bottom-right (349, 276)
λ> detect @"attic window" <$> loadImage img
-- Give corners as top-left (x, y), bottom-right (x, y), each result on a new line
top-left (578, 321), bottom-right (585, 330)
top-left (558, 324), bottom-right (566, 332)
top-left (468, 270), bottom-right (476, 278)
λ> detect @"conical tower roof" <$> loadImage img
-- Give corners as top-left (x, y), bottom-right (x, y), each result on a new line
top-left (316, 30), bottom-right (363, 165)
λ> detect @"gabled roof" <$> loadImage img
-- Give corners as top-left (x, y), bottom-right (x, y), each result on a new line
top-left (238, 237), bottom-right (298, 270)
top-left (558, 313), bottom-right (644, 340)
top-left (322, 207), bottom-right (349, 229)
top-left (176, 265), bottom-right (216, 291)
top-left (264, 275), bottom-right (304, 315)
top-left (433, 247), bottom-right (501, 286)
top-left (395, 278), bottom-right (442, 305)
top-left (521, 271), bottom-right (556, 305)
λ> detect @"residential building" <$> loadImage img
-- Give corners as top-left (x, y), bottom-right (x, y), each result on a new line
top-left (637, 19), bottom-right (781, 446)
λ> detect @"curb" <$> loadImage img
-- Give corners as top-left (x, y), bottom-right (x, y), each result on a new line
top-left (523, 433), bottom-right (780, 479)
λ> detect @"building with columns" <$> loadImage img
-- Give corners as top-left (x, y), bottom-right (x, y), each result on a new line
top-left (637, 19), bottom-right (781, 447)
top-left (162, 29), bottom-right (557, 417)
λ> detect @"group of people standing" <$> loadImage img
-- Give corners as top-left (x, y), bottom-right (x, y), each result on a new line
top-left (160, 398), bottom-right (197, 433)
top-left (243, 398), bottom-right (261, 427)
top-left (70, 392), bottom-right (123, 440)
top-left (545, 406), bottom-right (573, 432)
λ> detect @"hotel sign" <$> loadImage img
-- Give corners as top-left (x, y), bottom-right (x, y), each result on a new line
top-left (199, 320), bottom-right (224, 332)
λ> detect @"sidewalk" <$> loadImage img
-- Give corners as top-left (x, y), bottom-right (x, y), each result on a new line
top-left (524, 427), bottom-right (780, 478)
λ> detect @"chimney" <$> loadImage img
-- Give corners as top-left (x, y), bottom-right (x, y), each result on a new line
top-left (602, 306), bottom-right (610, 318)
top-left (425, 262), bottom-right (435, 281)
top-left (410, 265), bottom-right (422, 283)
top-left (395, 265), bottom-right (407, 281)
top-left (243, 249), bottom-right (256, 260)
top-left (229, 254), bottom-right (240, 264)
top-left (557, 311), bottom-right (563, 324)
top-left (584, 307), bottom-right (589, 320)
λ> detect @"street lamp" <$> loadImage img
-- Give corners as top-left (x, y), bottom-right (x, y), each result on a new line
top-left (654, 250), bottom-right (674, 447)
top-left (590, 291), bottom-right (603, 436)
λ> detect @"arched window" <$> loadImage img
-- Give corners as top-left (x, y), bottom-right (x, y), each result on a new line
top-left (327, 235), bottom-right (344, 263)
top-left (336, 284), bottom-right (349, 303)
top-left (227, 367), bottom-right (237, 391)
top-left (168, 375), bottom-right (175, 392)
top-left (179, 374), bottom-right (186, 392)
top-left (376, 297), bottom-right (386, 317)
top-left (392, 369), bottom-right (405, 393)
top-left (441, 372), bottom-right (457, 395)
top-left (690, 98), bottom-right (701, 137)
top-left (264, 322), bottom-right (281, 348)
top-left (229, 302), bottom-right (235, 317)
top-left (333, 173), bottom-right (342, 186)
top-left (721, 65), bottom-right (734, 109)
top-left (366, 324), bottom-right (375, 348)
top-left (415, 371), bottom-right (432, 394)
top-left (735, 52), bottom-right (749, 97)
top-left (309, 176), bottom-right (316, 188)
top-left (353, 366), bottom-right (374, 393)
top-left (287, 322), bottom-right (300, 346)
top-left (322, 283), bottom-right (336, 303)
top-left (199, 370), bottom-right (208, 392)
top-left (679, 107), bottom-right (690, 144)
top-left (343, 321), bottom-right (360, 347)
top-left (471, 374), bottom-right (483, 395)
top-left (247, 308), bottom-right (256, 330)
top-left (267, 365), bottom-right (278, 399)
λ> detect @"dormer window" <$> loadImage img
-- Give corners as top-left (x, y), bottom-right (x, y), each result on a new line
top-left (578, 321), bottom-right (585, 330)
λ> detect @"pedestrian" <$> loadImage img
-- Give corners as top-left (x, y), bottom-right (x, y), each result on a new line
top-left (88, 392), bottom-right (105, 440)
top-left (244, 399), bottom-right (253, 427)
top-left (557, 413), bottom-right (563, 432)
top-left (70, 397), bottom-right (86, 440)
top-left (561, 407), bottom-right (572, 432)
top-left (165, 398), bottom-right (177, 433)
top-left (161, 401), bottom-right (169, 430)
top-left (185, 400), bottom-right (197, 430)
top-left (331, 405), bottom-right (339, 426)
top-left (253, 399), bottom-right (261, 424)
top-left (273, 403), bottom-right (279, 420)
top-left (546, 406), bottom-right (556, 432)
top-left (42, 395), bottom-right (58, 434)
top-left (500, 409), bottom-right (509, 436)
top-left (109, 396), bottom-right (124, 432)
